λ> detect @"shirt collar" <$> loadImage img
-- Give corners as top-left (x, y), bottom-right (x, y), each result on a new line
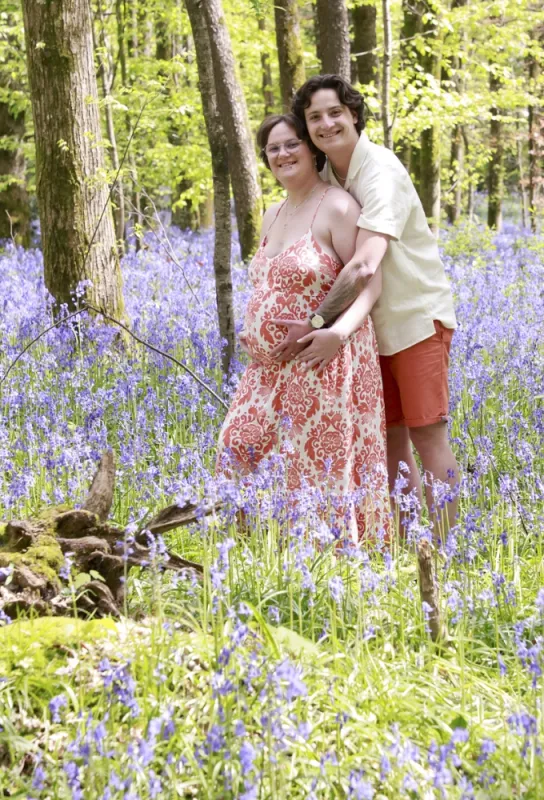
top-left (345, 132), bottom-right (370, 189)
top-left (326, 132), bottom-right (370, 190)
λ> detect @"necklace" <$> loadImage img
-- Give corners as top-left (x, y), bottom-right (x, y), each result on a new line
top-left (331, 163), bottom-right (348, 183)
top-left (282, 183), bottom-right (320, 236)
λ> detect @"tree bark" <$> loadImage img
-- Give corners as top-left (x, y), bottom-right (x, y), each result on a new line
top-left (0, 17), bottom-right (30, 246)
top-left (381, 0), bottom-right (392, 149)
top-left (202, 0), bottom-right (261, 261)
top-left (21, 0), bottom-right (125, 317)
top-left (527, 27), bottom-right (543, 233)
top-left (395, 0), bottom-right (423, 177)
top-left (419, 7), bottom-right (442, 233)
top-left (274, 0), bottom-right (305, 111)
top-left (351, 4), bottom-right (378, 89)
top-left (258, 16), bottom-right (275, 116)
top-left (186, 0), bottom-right (235, 374)
top-left (315, 0), bottom-right (350, 80)
top-left (487, 69), bottom-right (504, 231)
top-left (446, 125), bottom-right (464, 225)
top-left (94, 4), bottom-right (126, 248)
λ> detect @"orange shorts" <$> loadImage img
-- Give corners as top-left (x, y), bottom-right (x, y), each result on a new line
top-left (379, 321), bottom-right (454, 429)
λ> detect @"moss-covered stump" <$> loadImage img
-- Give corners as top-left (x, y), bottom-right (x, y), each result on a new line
top-left (0, 451), bottom-right (204, 620)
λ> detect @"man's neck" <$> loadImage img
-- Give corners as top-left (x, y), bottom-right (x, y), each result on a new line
top-left (328, 137), bottom-right (360, 184)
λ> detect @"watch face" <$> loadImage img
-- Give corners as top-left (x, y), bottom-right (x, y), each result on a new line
top-left (311, 314), bottom-right (325, 329)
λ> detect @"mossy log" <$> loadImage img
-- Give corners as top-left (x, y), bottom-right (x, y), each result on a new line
top-left (0, 451), bottom-right (210, 620)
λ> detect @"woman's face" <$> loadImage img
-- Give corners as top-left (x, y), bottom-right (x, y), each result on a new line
top-left (264, 122), bottom-right (315, 186)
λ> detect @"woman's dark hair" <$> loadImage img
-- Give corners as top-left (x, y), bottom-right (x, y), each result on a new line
top-left (291, 75), bottom-right (365, 134)
top-left (256, 113), bottom-right (326, 172)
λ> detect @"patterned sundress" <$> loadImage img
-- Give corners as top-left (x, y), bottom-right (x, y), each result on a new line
top-left (217, 190), bottom-right (390, 540)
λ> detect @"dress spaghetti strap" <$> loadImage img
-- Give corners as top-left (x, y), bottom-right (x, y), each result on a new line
top-left (310, 186), bottom-right (332, 230)
top-left (262, 200), bottom-right (287, 241)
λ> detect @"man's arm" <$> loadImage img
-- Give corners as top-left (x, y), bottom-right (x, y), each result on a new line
top-left (315, 226), bottom-right (390, 326)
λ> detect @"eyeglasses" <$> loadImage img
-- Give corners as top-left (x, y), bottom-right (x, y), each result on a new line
top-left (262, 139), bottom-right (302, 158)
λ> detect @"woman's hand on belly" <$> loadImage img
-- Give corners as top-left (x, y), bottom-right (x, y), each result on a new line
top-left (295, 328), bottom-right (344, 375)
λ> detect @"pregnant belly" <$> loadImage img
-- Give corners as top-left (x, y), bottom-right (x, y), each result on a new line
top-left (243, 289), bottom-right (308, 362)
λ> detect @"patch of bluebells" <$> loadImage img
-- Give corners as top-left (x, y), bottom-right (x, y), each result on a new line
top-left (1, 225), bottom-right (543, 796)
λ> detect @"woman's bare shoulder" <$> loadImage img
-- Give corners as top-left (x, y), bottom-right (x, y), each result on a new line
top-left (261, 201), bottom-right (283, 236)
top-left (322, 185), bottom-right (361, 217)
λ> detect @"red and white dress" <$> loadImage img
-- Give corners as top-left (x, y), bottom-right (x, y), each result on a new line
top-left (217, 192), bottom-right (390, 540)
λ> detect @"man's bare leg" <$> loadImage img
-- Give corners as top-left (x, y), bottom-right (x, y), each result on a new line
top-left (386, 425), bottom-right (423, 537)
top-left (409, 422), bottom-right (460, 544)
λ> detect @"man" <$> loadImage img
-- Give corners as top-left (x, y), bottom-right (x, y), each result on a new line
top-left (270, 74), bottom-right (459, 540)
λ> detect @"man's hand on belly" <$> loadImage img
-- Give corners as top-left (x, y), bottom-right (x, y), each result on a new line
top-left (269, 319), bottom-right (312, 361)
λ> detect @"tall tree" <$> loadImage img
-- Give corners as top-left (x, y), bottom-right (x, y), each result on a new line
top-left (21, 0), bottom-right (125, 316)
top-left (258, 16), bottom-right (274, 116)
top-left (487, 68), bottom-right (504, 231)
top-left (185, 0), bottom-right (234, 374)
top-left (94, 2), bottom-right (126, 248)
top-left (315, 0), bottom-right (350, 79)
top-left (274, 0), bottom-right (305, 111)
top-left (445, 0), bottom-right (467, 225)
top-left (395, 0), bottom-right (423, 176)
top-left (381, 0), bottom-right (392, 149)
top-left (0, 10), bottom-right (30, 245)
top-left (419, 4), bottom-right (442, 232)
top-left (351, 3), bottom-right (378, 88)
top-left (202, 0), bottom-right (261, 260)
top-left (527, 25), bottom-right (543, 233)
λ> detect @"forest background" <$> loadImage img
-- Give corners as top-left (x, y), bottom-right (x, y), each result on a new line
top-left (1, 0), bottom-right (543, 255)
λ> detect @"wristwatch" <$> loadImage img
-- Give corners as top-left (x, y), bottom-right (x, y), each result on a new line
top-left (309, 312), bottom-right (325, 329)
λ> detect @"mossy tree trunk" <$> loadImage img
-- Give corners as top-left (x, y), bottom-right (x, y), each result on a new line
top-left (186, 0), bottom-right (235, 374)
top-left (351, 3), bottom-right (378, 89)
top-left (274, 0), bottom-right (305, 112)
top-left (0, 16), bottom-right (30, 246)
top-left (21, 0), bottom-right (125, 317)
top-left (0, 452), bottom-right (205, 620)
top-left (202, 0), bottom-right (262, 261)
top-left (315, 0), bottom-right (350, 80)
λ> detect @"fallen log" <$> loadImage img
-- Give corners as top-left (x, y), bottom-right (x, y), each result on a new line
top-left (0, 451), bottom-right (206, 620)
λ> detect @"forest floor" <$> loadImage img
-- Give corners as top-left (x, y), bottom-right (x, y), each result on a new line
top-left (0, 222), bottom-right (543, 798)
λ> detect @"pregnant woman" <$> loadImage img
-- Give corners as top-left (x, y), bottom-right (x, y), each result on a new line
top-left (217, 113), bottom-right (389, 540)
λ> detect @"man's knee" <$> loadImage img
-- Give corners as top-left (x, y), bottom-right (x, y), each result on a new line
top-left (409, 421), bottom-right (448, 455)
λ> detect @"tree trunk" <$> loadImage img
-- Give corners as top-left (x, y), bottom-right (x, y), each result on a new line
top-left (527, 28), bottom-right (542, 233)
top-left (21, 0), bottom-right (125, 317)
top-left (116, 0), bottom-right (143, 248)
top-left (274, 0), bottom-right (305, 111)
top-left (94, 4), bottom-right (126, 249)
top-left (381, 0), bottom-right (392, 149)
top-left (517, 133), bottom-right (529, 229)
top-left (186, 0), bottom-right (235, 374)
top-left (487, 70), bottom-right (504, 231)
top-left (315, 0), bottom-right (350, 80)
top-left (419, 8), bottom-right (442, 233)
top-left (0, 18), bottom-right (30, 246)
top-left (351, 4), bottom-right (378, 89)
top-left (395, 0), bottom-right (423, 176)
top-left (202, 0), bottom-right (261, 261)
top-left (258, 16), bottom-right (274, 116)
top-left (446, 125), bottom-right (464, 225)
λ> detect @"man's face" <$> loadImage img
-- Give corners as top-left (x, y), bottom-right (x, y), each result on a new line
top-left (304, 88), bottom-right (359, 157)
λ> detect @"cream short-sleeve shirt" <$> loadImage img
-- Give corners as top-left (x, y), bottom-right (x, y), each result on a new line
top-left (323, 133), bottom-right (457, 356)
